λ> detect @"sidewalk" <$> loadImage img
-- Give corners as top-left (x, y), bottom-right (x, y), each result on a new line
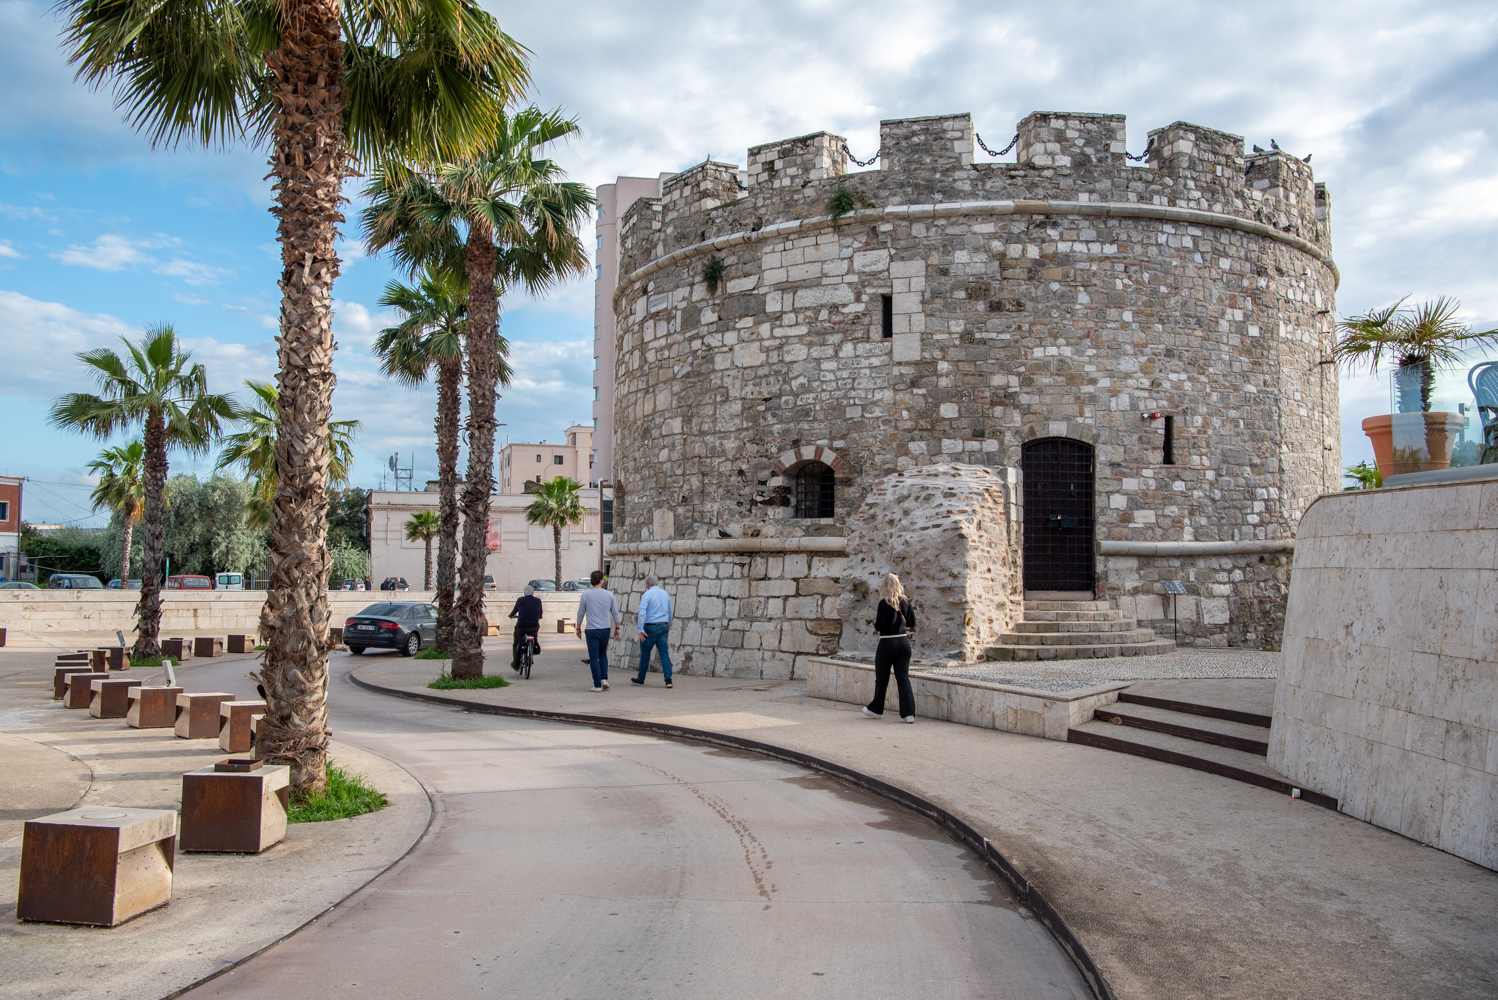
top-left (353, 646), bottom-right (1498, 1000)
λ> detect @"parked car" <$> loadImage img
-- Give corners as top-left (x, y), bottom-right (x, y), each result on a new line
top-left (166, 575), bottom-right (212, 590)
top-left (47, 574), bottom-right (105, 590)
top-left (339, 578), bottom-right (367, 591)
top-left (0, 581), bottom-right (41, 590)
top-left (525, 579), bottom-right (558, 592)
top-left (106, 579), bottom-right (143, 590)
top-left (343, 602), bottom-right (437, 657)
top-left (380, 577), bottom-right (410, 591)
top-left (483, 575), bottom-right (497, 591)
top-left (215, 573), bottom-right (244, 590)
top-left (561, 578), bottom-right (593, 591)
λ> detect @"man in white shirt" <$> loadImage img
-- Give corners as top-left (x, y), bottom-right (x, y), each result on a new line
top-left (631, 574), bottom-right (674, 688)
top-left (575, 570), bottom-right (621, 692)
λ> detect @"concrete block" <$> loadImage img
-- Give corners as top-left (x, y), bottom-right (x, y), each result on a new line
top-left (226, 634), bottom-right (253, 654)
top-left (63, 672), bottom-right (109, 709)
top-left (17, 807), bottom-right (177, 926)
top-left (219, 700), bottom-right (268, 753)
top-left (180, 761), bottom-right (291, 854)
top-left (53, 665), bottom-right (93, 700)
top-left (89, 677), bottom-right (138, 719)
top-left (175, 692), bottom-right (237, 739)
top-left (161, 638), bottom-right (193, 661)
top-left (193, 636), bottom-right (225, 658)
top-left (126, 686), bottom-right (183, 729)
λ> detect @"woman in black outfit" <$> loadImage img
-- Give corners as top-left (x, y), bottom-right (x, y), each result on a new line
top-left (863, 573), bottom-right (916, 723)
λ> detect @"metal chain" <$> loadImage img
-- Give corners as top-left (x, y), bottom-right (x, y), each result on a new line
top-left (1125, 138), bottom-right (1155, 163)
top-left (975, 133), bottom-right (1019, 158)
top-left (841, 143), bottom-right (880, 167)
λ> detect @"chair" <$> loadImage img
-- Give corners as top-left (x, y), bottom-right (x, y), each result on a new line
top-left (1469, 361), bottom-right (1498, 464)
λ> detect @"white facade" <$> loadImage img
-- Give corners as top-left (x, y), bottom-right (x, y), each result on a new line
top-left (498, 425), bottom-right (594, 494)
top-left (368, 487), bottom-right (613, 591)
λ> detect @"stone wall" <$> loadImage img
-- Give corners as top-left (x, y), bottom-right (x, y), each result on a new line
top-left (1268, 475), bottom-right (1498, 870)
top-left (609, 109), bottom-right (1340, 653)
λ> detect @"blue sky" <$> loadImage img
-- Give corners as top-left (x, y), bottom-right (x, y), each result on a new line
top-left (3, 0), bottom-right (1496, 525)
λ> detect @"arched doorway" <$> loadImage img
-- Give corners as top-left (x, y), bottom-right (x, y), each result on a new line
top-left (1022, 438), bottom-right (1095, 595)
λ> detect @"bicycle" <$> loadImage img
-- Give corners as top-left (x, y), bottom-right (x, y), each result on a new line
top-left (516, 631), bottom-right (539, 679)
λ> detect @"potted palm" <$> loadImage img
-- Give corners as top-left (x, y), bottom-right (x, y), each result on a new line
top-left (1336, 297), bottom-right (1498, 478)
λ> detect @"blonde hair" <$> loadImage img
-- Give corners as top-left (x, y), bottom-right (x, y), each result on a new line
top-left (879, 573), bottom-right (905, 606)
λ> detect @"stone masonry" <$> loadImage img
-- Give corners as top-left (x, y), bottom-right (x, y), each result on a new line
top-left (607, 110), bottom-right (1340, 677)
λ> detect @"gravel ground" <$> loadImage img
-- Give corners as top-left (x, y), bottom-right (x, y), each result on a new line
top-left (835, 649), bottom-right (1281, 693)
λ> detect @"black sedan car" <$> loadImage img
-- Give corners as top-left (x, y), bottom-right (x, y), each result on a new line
top-left (344, 602), bottom-right (437, 656)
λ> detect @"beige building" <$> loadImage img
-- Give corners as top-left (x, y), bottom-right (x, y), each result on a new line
top-left (498, 425), bottom-right (595, 494)
top-left (368, 485), bottom-right (614, 592)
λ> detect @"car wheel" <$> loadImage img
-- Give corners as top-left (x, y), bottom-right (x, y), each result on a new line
top-left (402, 632), bottom-right (420, 657)
top-left (348, 646), bottom-right (365, 655)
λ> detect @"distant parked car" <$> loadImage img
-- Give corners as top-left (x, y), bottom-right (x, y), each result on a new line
top-left (380, 577), bottom-right (410, 591)
top-left (0, 581), bottom-right (41, 590)
top-left (343, 601), bottom-right (437, 657)
top-left (561, 579), bottom-right (593, 592)
top-left (47, 574), bottom-right (105, 590)
top-left (215, 573), bottom-right (244, 590)
top-left (165, 575), bottom-right (212, 590)
top-left (339, 578), bottom-right (367, 591)
top-left (106, 579), bottom-right (144, 589)
top-left (484, 575), bottom-right (497, 591)
top-left (525, 579), bottom-right (558, 592)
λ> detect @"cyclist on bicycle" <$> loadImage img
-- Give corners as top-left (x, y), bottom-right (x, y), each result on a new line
top-left (509, 585), bottom-right (544, 672)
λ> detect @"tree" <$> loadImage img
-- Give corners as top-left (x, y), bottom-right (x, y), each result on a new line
top-left (404, 509), bottom-right (441, 591)
top-left (49, 326), bottom-right (234, 658)
top-left (88, 440), bottom-right (146, 586)
top-left (525, 477), bottom-right (585, 592)
top-left (363, 106), bottom-right (593, 678)
top-left (1336, 297), bottom-right (1498, 413)
top-left (375, 268), bottom-right (512, 651)
top-left (60, 0), bottom-right (529, 795)
top-left (160, 475), bottom-right (266, 580)
top-left (216, 380), bottom-right (359, 529)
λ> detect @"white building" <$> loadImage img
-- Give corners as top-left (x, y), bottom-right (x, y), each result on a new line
top-left (498, 424), bottom-right (595, 494)
top-left (368, 485), bottom-right (614, 591)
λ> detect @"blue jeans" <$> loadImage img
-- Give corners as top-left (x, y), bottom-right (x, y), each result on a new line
top-left (585, 628), bottom-right (611, 687)
top-left (636, 623), bottom-right (672, 682)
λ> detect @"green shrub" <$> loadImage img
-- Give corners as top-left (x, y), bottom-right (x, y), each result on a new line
top-left (288, 763), bottom-right (388, 823)
top-left (428, 672), bottom-right (508, 690)
top-left (413, 646), bottom-right (451, 660)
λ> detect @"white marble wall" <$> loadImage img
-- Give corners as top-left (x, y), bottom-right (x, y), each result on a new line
top-left (1269, 475), bottom-right (1498, 870)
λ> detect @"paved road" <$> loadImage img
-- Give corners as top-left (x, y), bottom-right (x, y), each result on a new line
top-left (181, 652), bottom-right (1090, 999)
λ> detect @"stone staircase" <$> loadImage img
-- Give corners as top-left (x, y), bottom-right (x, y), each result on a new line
top-left (985, 598), bottom-right (1176, 660)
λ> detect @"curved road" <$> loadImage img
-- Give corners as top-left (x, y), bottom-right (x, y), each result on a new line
top-left (184, 655), bottom-right (1089, 999)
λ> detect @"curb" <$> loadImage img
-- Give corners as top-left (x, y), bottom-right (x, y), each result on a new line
top-left (350, 668), bottom-right (1117, 1000)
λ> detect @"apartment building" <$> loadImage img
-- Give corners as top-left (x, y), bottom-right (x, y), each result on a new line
top-left (0, 476), bottom-right (20, 581)
top-left (498, 425), bottom-right (595, 494)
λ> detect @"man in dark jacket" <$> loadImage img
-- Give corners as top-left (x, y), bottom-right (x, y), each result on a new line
top-left (509, 585), bottom-right (544, 670)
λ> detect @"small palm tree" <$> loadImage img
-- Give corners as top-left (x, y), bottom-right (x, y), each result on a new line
top-left (88, 440), bottom-right (146, 588)
top-left (363, 106), bottom-right (594, 679)
top-left (404, 510), bottom-right (441, 591)
top-left (525, 477), bottom-right (585, 592)
top-left (375, 268), bottom-right (512, 653)
top-left (216, 380), bottom-right (360, 529)
top-left (1336, 297), bottom-right (1498, 412)
top-left (50, 325), bottom-right (235, 658)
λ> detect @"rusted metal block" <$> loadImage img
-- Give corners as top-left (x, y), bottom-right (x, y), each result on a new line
top-left (56, 652), bottom-right (91, 664)
top-left (330, 627), bottom-right (343, 645)
top-left (126, 686), bottom-right (183, 728)
top-left (54, 665), bottom-right (94, 700)
top-left (251, 714), bottom-right (266, 740)
top-left (101, 646), bottom-right (126, 671)
top-left (193, 636), bottom-right (224, 658)
top-left (75, 649), bottom-right (107, 670)
top-left (63, 672), bottom-right (109, 709)
top-left (17, 807), bottom-right (177, 926)
top-left (0, 626), bottom-right (6, 646)
top-left (180, 761), bottom-right (291, 853)
top-left (161, 638), bottom-right (193, 661)
top-left (557, 618), bottom-right (574, 633)
top-left (89, 677), bottom-right (137, 719)
top-left (218, 700), bottom-right (268, 753)
top-left (174, 692), bottom-right (236, 739)
top-left (226, 634), bottom-right (253, 654)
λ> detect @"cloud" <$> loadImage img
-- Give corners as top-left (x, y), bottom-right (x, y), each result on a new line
top-left (0, 240), bottom-right (21, 260)
top-left (54, 234), bottom-right (151, 270)
top-left (153, 257), bottom-right (232, 285)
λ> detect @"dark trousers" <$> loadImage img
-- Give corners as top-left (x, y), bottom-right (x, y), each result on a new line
top-left (636, 623), bottom-right (672, 682)
top-left (512, 626), bottom-right (538, 667)
top-left (868, 635), bottom-right (914, 718)
top-left (585, 628), bottom-right (611, 686)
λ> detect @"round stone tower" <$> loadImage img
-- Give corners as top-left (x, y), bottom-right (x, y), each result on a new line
top-left (606, 111), bottom-right (1339, 678)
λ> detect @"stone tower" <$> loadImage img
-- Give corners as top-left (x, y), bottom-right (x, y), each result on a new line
top-left (605, 111), bottom-right (1339, 678)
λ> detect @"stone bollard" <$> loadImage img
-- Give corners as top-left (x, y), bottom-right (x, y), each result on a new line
top-left (89, 677), bottom-right (138, 719)
top-left (218, 700), bottom-right (268, 753)
top-left (53, 665), bottom-right (94, 700)
top-left (126, 686), bottom-right (183, 729)
top-left (180, 760), bottom-right (291, 854)
top-left (63, 672), bottom-right (110, 709)
top-left (193, 637), bottom-right (225, 658)
top-left (17, 807), bottom-right (177, 926)
top-left (174, 692), bottom-right (237, 739)
top-left (161, 638), bottom-right (193, 661)
top-left (226, 634), bottom-right (253, 654)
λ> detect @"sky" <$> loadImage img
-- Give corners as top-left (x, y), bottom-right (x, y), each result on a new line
top-left (2, 0), bottom-right (1496, 526)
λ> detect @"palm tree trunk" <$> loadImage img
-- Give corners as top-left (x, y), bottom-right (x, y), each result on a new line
top-left (434, 353), bottom-right (462, 652)
top-left (257, 0), bottom-right (346, 795)
top-left (553, 523), bottom-right (562, 591)
top-left (453, 226), bottom-right (498, 679)
top-left (119, 510), bottom-right (134, 593)
top-left (133, 413), bottom-right (167, 660)
top-left (423, 537), bottom-right (433, 591)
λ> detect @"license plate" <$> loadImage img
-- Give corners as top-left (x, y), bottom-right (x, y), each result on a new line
top-left (355, 625), bottom-right (374, 631)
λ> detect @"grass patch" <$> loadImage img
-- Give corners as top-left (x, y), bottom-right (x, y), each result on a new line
top-left (428, 672), bottom-right (508, 690)
top-left (255, 644), bottom-right (267, 651)
top-left (413, 646), bottom-right (452, 660)
top-left (128, 657), bottom-right (164, 668)
top-left (288, 763), bottom-right (388, 824)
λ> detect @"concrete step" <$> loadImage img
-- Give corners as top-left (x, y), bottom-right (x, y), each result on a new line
top-left (1093, 703), bottom-right (1270, 756)
top-left (1023, 600), bottom-right (1113, 612)
top-left (984, 639), bottom-right (1177, 661)
top-left (999, 628), bottom-right (1157, 646)
top-left (1066, 720), bottom-right (1337, 808)
top-left (1013, 618), bottom-right (1140, 634)
top-left (1117, 690), bottom-right (1273, 729)
top-left (1021, 610), bottom-right (1126, 622)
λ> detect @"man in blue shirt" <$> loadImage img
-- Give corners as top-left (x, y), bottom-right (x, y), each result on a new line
top-left (631, 574), bottom-right (674, 688)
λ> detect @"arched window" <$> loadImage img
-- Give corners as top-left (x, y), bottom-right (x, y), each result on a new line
top-left (792, 462), bottom-right (836, 519)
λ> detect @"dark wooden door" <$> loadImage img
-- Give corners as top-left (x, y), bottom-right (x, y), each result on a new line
top-left (1022, 438), bottom-right (1096, 593)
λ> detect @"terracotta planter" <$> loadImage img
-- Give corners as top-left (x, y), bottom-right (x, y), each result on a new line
top-left (1361, 412), bottom-right (1466, 478)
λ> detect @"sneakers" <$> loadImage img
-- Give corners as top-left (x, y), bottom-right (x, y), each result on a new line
top-left (862, 706), bottom-right (880, 719)
top-left (664, 680), bottom-right (673, 688)
top-left (901, 716), bottom-right (915, 724)
top-left (630, 677), bottom-right (645, 686)
top-left (601, 679), bottom-right (610, 690)
top-left (590, 686), bottom-right (602, 692)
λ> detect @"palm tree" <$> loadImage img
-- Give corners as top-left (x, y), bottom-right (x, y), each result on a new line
top-left (50, 326), bottom-right (235, 658)
top-left (525, 477), bottom-right (585, 592)
top-left (375, 268), bottom-right (513, 652)
top-left (1336, 297), bottom-right (1498, 412)
top-left (404, 510), bottom-right (441, 591)
top-left (88, 440), bottom-right (146, 588)
top-left (363, 106), bottom-right (593, 679)
top-left (216, 380), bottom-right (360, 529)
top-left (59, 0), bottom-right (530, 795)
